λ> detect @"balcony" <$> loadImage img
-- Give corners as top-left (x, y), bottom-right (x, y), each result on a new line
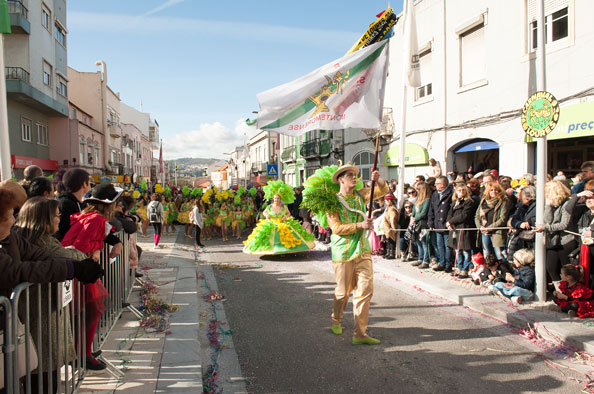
top-left (281, 145), bottom-right (296, 163)
top-left (8, 0), bottom-right (30, 34)
top-left (107, 120), bottom-right (121, 138)
top-left (300, 139), bottom-right (320, 159)
top-left (108, 163), bottom-right (124, 175)
top-left (5, 67), bottom-right (68, 117)
top-left (319, 138), bottom-right (332, 156)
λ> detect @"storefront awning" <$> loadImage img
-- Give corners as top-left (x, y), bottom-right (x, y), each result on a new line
top-left (384, 143), bottom-right (429, 167)
top-left (454, 140), bottom-right (499, 153)
top-left (11, 155), bottom-right (58, 171)
top-left (526, 100), bottom-right (594, 142)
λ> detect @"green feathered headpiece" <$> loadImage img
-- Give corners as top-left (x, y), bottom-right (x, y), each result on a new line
top-left (237, 186), bottom-right (246, 196)
top-left (182, 185), bottom-right (190, 196)
top-left (249, 187), bottom-right (257, 197)
top-left (191, 187), bottom-right (202, 198)
top-left (263, 180), bottom-right (295, 204)
top-left (301, 165), bottom-right (364, 228)
top-left (165, 185), bottom-right (172, 199)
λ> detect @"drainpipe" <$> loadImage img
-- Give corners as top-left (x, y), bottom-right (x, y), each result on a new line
top-left (95, 61), bottom-right (112, 173)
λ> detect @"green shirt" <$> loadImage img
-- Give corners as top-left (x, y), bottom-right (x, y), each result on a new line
top-left (329, 192), bottom-right (370, 262)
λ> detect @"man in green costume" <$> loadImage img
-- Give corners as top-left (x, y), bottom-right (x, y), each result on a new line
top-left (326, 164), bottom-right (389, 345)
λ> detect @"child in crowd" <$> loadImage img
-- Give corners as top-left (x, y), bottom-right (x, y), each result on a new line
top-left (554, 264), bottom-right (594, 318)
top-left (61, 184), bottom-right (123, 370)
top-left (479, 254), bottom-right (513, 286)
top-left (491, 248), bottom-right (535, 304)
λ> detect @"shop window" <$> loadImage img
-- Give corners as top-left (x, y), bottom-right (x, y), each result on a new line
top-left (459, 23), bottom-right (486, 87)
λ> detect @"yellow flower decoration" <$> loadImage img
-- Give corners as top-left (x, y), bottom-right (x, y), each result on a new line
top-left (277, 223), bottom-right (301, 249)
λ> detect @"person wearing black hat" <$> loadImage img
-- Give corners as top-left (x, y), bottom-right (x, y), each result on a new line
top-left (60, 183), bottom-right (122, 370)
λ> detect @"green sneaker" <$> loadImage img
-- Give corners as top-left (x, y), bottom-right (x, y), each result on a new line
top-left (352, 336), bottom-right (381, 345)
top-left (331, 325), bottom-right (342, 335)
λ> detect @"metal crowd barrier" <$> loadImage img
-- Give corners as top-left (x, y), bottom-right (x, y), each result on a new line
top-left (1, 231), bottom-right (138, 393)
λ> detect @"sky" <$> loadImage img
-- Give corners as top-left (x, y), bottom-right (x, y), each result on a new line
top-left (67, 1), bottom-right (402, 160)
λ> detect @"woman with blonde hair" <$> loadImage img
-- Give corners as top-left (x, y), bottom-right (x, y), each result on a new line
top-left (411, 182), bottom-right (432, 268)
top-left (534, 180), bottom-right (589, 281)
top-left (475, 182), bottom-right (510, 261)
top-left (446, 183), bottom-right (476, 278)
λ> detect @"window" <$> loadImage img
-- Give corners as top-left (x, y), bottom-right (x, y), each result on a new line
top-left (352, 151), bottom-right (374, 181)
top-left (37, 124), bottom-right (49, 146)
top-left (459, 23), bottom-right (486, 87)
top-left (529, 2), bottom-right (569, 51)
top-left (54, 23), bottom-right (66, 46)
top-left (95, 146), bottom-right (100, 167)
top-left (56, 77), bottom-right (67, 97)
top-left (87, 142), bottom-right (93, 165)
top-left (82, 114), bottom-right (87, 124)
top-left (43, 61), bottom-right (52, 87)
top-left (42, 6), bottom-right (51, 31)
top-left (415, 47), bottom-right (433, 100)
top-left (21, 118), bottom-right (32, 142)
top-left (79, 140), bottom-right (85, 165)
top-left (71, 107), bottom-right (77, 120)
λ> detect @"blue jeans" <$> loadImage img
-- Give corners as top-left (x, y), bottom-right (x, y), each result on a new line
top-left (399, 238), bottom-right (417, 254)
top-left (481, 234), bottom-right (504, 261)
top-left (416, 238), bottom-right (429, 263)
top-left (429, 232), bottom-right (438, 261)
top-left (493, 282), bottom-right (534, 300)
top-left (435, 231), bottom-right (453, 268)
top-left (456, 250), bottom-right (472, 272)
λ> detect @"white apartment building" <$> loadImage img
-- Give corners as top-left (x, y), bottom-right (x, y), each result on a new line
top-left (120, 102), bottom-right (152, 180)
top-left (382, 0), bottom-right (594, 181)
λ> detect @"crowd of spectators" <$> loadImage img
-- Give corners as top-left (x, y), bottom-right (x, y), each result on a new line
top-left (368, 160), bottom-right (594, 317)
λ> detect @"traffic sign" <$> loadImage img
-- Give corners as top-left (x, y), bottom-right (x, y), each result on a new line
top-left (267, 163), bottom-right (278, 177)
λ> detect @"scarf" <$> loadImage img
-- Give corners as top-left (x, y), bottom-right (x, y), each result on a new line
top-left (479, 198), bottom-right (501, 226)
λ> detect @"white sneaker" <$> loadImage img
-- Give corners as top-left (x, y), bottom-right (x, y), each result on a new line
top-left (153, 245), bottom-right (159, 250)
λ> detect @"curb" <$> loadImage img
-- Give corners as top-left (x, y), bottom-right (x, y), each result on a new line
top-left (373, 258), bottom-right (594, 355)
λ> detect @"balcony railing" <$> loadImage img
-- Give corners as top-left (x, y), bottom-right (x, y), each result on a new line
top-left (300, 139), bottom-right (320, 159)
top-left (319, 138), bottom-right (332, 156)
top-left (5, 67), bottom-right (30, 84)
top-left (251, 162), bottom-right (267, 173)
top-left (8, 0), bottom-right (28, 20)
top-left (281, 145), bottom-right (296, 162)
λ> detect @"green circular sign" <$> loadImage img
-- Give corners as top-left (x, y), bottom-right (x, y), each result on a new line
top-left (521, 91), bottom-right (560, 138)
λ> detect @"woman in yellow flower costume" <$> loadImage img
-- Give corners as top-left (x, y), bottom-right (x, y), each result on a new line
top-left (243, 180), bottom-right (315, 255)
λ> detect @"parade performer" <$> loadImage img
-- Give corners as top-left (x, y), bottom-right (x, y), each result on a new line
top-left (232, 205), bottom-right (245, 239)
top-left (301, 163), bottom-right (388, 345)
top-left (243, 180), bottom-right (315, 255)
top-left (219, 201), bottom-right (231, 242)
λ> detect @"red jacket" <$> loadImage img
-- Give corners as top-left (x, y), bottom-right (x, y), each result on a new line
top-left (61, 211), bottom-right (106, 254)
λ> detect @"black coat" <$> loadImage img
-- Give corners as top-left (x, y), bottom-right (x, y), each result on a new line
top-left (446, 198), bottom-right (476, 250)
top-left (428, 184), bottom-right (453, 230)
top-left (511, 200), bottom-right (537, 229)
top-left (56, 192), bottom-right (85, 241)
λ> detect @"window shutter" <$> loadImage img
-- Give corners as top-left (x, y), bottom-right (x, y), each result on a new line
top-left (460, 25), bottom-right (485, 86)
top-left (527, 0), bottom-right (568, 21)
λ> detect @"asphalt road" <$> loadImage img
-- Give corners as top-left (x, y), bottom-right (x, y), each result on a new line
top-left (195, 238), bottom-right (587, 394)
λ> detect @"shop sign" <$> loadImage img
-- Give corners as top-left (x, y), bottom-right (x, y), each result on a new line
top-left (10, 155), bottom-right (58, 171)
top-left (384, 143), bottom-right (429, 167)
top-left (521, 91), bottom-right (560, 138)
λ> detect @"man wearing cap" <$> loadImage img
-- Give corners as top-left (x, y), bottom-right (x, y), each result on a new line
top-left (326, 164), bottom-right (389, 345)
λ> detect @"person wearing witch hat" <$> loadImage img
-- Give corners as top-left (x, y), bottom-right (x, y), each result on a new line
top-left (324, 163), bottom-right (389, 345)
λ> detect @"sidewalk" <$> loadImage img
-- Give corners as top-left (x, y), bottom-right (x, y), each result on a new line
top-left (373, 255), bottom-right (594, 354)
top-left (77, 231), bottom-right (203, 393)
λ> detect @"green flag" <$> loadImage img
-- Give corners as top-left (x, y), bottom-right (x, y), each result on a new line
top-left (0, 0), bottom-right (11, 34)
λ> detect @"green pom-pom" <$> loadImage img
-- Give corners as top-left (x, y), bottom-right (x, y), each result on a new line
top-left (234, 195), bottom-right (241, 205)
top-left (140, 180), bottom-right (147, 192)
top-left (182, 186), bottom-right (190, 196)
top-left (237, 186), bottom-right (246, 196)
top-left (263, 180), bottom-right (295, 204)
top-left (249, 188), bottom-right (257, 197)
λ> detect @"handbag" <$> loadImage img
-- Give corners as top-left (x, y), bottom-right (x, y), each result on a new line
top-left (0, 319), bottom-right (39, 389)
top-left (518, 230), bottom-right (535, 241)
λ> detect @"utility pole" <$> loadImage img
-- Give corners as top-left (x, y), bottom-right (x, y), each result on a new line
top-left (534, 0), bottom-right (547, 302)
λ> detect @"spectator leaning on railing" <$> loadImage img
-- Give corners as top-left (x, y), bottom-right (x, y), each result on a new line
top-left (475, 182), bottom-right (510, 261)
top-left (0, 186), bottom-right (104, 298)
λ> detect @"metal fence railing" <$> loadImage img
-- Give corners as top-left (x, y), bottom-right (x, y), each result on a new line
top-left (0, 231), bottom-right (138, 393)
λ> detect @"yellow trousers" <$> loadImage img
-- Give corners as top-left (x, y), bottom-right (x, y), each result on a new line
top-left (331, 254), bottom-right (373, 338)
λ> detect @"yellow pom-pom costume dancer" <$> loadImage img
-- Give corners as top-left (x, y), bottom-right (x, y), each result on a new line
top-left (243, 180), bottom-right (314, 255)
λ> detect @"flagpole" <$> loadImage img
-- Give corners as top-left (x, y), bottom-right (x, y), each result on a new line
top-left (368, 131), bottom-right (382, 219)
top-left (0, 34), bottom-right (12, 181)
top-left (396, 84), bottom-right (407, 209)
